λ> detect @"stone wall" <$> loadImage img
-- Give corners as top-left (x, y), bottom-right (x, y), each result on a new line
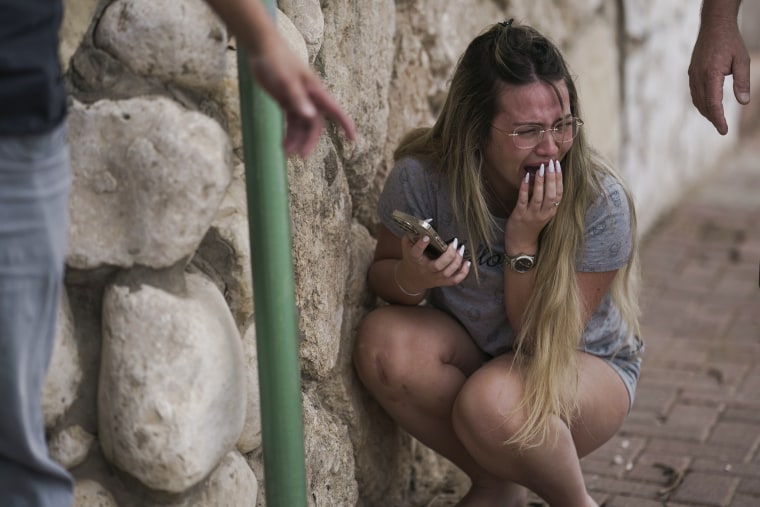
top-left (47, 0), bottom-right (742, 506)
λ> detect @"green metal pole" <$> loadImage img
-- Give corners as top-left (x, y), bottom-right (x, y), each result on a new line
top-left (236, 2), bottom-right (308, 505)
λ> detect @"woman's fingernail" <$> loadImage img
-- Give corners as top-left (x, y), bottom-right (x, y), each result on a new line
top-left (549, 160), bottom-right (555, 173)
top-left (422, 235), bottom-right (430, 243)
top-left (451, 237), bottom-right (459, 249)
top-left (539, 163), bottom-right (545, 177)
top-left (557, 160), bottom-right (562, 173)
top-left (458, 244), bottom-right (465, 256)
top-left (300, 102), bottom-right (317, 118)
top-left (466, 261), bottom-right (472, 269)
top-left (524, 172), bottom-right (530, 183)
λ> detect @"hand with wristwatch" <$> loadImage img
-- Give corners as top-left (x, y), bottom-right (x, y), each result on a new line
top-left (504, 253), bottom-right (537, 273)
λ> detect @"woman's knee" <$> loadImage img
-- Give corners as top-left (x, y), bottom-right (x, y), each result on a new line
top-left (452, 364), bottom-right (526, 448)
top-left (353, 307), bottom-right (416, 391)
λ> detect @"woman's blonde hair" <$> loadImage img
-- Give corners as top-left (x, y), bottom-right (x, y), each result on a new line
top-left (394, 21), bottom-right (641, 448)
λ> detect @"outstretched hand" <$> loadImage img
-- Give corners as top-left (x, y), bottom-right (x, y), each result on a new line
top-left (248, 43), bottom-right (357, 157)
top-left (204, 0), bottom-right (357, 157)
top-left (688, 16), bottom-right (750, 135)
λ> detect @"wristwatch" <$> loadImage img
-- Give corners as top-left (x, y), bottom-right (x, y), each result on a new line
top-left (504, 253), bottom-right (537, 273)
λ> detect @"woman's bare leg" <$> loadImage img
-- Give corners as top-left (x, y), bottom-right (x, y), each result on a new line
top-left (452, 352), bottom-right (629, 507)
top-left (353, 306), bottom-right (527, 506)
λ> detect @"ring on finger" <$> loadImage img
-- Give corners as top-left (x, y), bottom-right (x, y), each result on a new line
top-left (553, 201), bottom-right (561, 207)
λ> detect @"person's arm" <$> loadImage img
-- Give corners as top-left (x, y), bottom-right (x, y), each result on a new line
top-left (368, 225), bottom-right (469, 305)
top-left (688, 0), bottom-right (750, 135)
top-left (502, 162), bottom-right (560, 332)
top-left (204, 0), bottom-right (356, 156)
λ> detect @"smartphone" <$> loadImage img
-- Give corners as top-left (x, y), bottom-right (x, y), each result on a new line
top-left (391, 210), bottom-right (448, 258)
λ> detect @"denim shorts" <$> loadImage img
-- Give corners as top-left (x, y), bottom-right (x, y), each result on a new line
top-left (583, 335), bottom-right (644, 411)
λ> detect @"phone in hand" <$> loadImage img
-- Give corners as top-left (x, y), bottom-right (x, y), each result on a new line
top-left (391, 210), bottom-right (448, 258)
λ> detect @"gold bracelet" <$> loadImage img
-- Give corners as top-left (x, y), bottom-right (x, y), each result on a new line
top-left (393, 261), bottom-right (424, 297)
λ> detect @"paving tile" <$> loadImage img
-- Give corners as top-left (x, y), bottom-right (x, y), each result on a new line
top-left (679, 390), bottom-right (750, 407)
top-left (731, 494), bottom-right (760, 507)
top-left (631, 384), bottom-right (679, 414)
top-left (642, 438), bottom-right (749, 463)
top-left (724, 318), bottom-right (760, 344)
top-left (706, 421), bottom-right (760, 448)
top-left (729, 307), bottom-right (760, 331)
top-left (698, 344), bottom-right (760, 366)
top-left (667, 471), bottom-right (738, 506)
top-left (691, 458), bottom-right (760, 478)
top-left (712, 272), bottom-right (760, 299)
top-left (737, 369), bottom-right (760, 402)
top-left (584, 475), bottom-right (663, 499)
top-left (624, 452), bottom-right (691, 485)
top-left (584, 435), bottom-right (647, 479)
top-left (736, 477), bottom-right (760, 496)
top-left (638, 367), bottom-right (731, 396)
top-left (620, 420), bottom-right (709, 442)
top-left (723, 405), bottom-right (760, 424)
top-left (604, 496), bottom-right (666, 507)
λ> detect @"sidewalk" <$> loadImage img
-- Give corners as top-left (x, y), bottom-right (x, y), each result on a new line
top-left (582, 130), bottom-right (760, 506)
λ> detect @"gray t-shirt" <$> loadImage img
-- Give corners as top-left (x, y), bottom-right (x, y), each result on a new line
top-left (378, 156), bottom-right (633, 357)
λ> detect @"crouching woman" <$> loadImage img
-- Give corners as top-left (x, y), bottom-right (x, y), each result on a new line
top-left (353, 20), bottom-right (643, 507)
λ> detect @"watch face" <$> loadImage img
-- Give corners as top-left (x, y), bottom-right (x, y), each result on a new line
top-left (513, 256), bottom-right (535, 273)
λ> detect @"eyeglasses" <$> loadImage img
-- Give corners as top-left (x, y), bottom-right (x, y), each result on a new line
top-left (492, 117), bottom-right (584, 150)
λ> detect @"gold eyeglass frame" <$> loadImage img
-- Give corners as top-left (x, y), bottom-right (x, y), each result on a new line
top-left (492, 117), bottom-right (584, 149)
